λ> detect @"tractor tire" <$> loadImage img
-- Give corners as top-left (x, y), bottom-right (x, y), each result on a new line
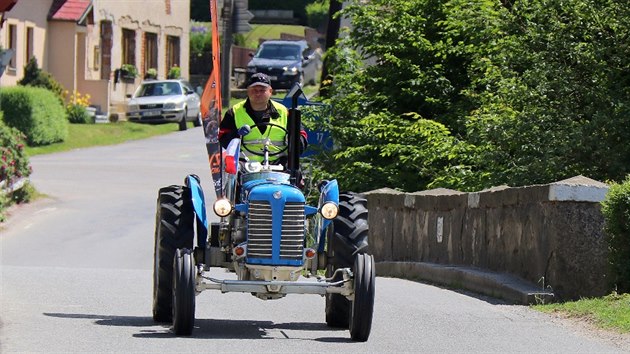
top-left (325, 226), bottom-right (350, 328)
top-left (325, 192), bottom-right (369, 328)
top-left (152, 185), bottom-right (195, 323)
top-left (173, 248), bottom-right (196, 335)
top-left (349, 253), bottom-right (375, 342)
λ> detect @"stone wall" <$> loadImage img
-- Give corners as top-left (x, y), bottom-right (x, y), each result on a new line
top-left (365, 176), bottom-right (611, 300)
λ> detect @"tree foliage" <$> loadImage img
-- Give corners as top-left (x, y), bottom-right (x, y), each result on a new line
top-left (315, 0), bottom-right (630, 193)
top-left (601, 177), bottom-right (630, 293)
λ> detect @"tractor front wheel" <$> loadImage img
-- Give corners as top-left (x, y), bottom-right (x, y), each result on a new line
top-left (349, 253), bottom-right (375, 342)
top-left (172, 248), bottom-right (196, 335)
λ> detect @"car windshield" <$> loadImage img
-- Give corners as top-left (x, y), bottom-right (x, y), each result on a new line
top-left (137, 82), bottom-right (182, 97)
top-left (255, 44), bottom-right (301, 60)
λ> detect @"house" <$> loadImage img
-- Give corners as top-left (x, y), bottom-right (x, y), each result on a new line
top-left (0, 0), bottom-right (190, 120)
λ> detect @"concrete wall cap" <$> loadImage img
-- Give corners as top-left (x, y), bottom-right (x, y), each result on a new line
top-left (364, 188), bottom-right (402, 195)
top-left (412, 188), bottom-right (464, 196)
top-left (553, 175), bottom-right (608, 188)
top-left (479, 185), bottom-right (511, 192)
top-left (548, 184), bottom-right (608, 202)
top-left (548, 175), bottom-right (609, 202)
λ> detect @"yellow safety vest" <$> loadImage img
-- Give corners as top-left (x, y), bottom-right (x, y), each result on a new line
top-left (233, 100), bottom-right (288, 162)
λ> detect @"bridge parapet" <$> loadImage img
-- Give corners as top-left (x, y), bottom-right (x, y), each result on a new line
top-left (365, 176), bottom-right (610, 300)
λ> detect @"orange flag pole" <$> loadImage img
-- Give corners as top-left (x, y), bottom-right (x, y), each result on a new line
top-left (200, 0), bottom-right (224, 197)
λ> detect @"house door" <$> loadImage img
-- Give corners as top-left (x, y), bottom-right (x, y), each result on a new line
top-left (100, 20), bottom-right (112, 80)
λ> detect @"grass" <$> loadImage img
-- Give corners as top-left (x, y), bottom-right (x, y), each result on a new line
top-left (25, 122), bottom-right (181, 157)
top-left (533, 292), bottom-right (630, 333)
top-left (240, 24), bottom-right (311, 49)
top-left (26, 84), bottom-right (321, 158)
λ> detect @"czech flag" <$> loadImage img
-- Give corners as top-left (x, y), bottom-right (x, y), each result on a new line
top-left (224, 138), bottom-right (241, 175)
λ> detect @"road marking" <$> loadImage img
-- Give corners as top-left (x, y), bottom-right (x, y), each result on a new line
top-left (35, 207), bottom-right (57, 215)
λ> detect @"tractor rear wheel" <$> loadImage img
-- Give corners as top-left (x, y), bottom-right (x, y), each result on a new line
top-left (325, 192), bottom-right (369, 328)
top-left (152, 185), bottom-right (195, 323)
top-left (325, 226), bottom-right (350, 328)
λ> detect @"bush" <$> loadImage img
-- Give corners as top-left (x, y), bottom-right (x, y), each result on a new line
top-left (0, 118), bottom-right (32, 222)
top-left (306, 0), bottom-right (329, 30)
top-left (190, 23), bottom-right (211, 54)
top-left (64, 90), bottom-right (93, 124)
top-left (0, 118), bottom-right (30, 182)
top-left (121, 64), bottom-right (137, 78)
top-left (601, 177), bottom-right (630, 293)
top-left (1, 86), bottom-right (68, 146)
top-left (19, 57), bottom-right (65, 102)
top-left (66, 104), bottom-right (92, 124)
top-left (144, 68), bottom-right (157, 80)
top-left (167, 65), bottom-right (181, 79)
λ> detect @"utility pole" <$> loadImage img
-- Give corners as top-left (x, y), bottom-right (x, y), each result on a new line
top-left (220, 0), bottom-right (233, 109)
top-left (319, 0), bottom-right (342, 98)
top-left (220, 0), bottom-right (253, 108)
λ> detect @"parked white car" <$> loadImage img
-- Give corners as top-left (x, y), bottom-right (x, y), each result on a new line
top-left (127, 79), bottom-right (201, 131)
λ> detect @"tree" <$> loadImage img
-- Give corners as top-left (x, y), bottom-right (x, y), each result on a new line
top-left (315, 0), bottom-right (630, 193)
top-left (18, 57), bottom-right (65, 102)
top-left (190, 0), bottom-right (210, 22)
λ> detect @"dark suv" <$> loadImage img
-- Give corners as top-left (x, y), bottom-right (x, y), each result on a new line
top-left (246, 40), bottom-right (320, 89)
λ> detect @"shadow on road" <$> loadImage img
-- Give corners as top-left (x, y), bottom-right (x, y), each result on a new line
top-left (43, 312), bottom-right (351, 342)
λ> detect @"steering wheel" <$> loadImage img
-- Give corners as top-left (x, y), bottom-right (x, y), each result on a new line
top-left (242, 122), bottom-right (289, 157)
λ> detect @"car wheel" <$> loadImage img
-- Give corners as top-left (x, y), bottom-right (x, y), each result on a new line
top-left (179, 109), bottom-right (188, 131)
top-left (193, 112), bottom-right (202, 127)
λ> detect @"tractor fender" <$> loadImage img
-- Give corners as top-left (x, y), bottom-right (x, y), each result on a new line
top-left (185, 174), bottom-right (208, 230)
top-left (316, 179), bottom-right (339, 252)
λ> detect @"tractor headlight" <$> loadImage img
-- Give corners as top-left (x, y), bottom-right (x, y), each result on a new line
top-left (320, 202), bottom-right (338, 220)
top-left (213, 198), bottom-right (232, 217)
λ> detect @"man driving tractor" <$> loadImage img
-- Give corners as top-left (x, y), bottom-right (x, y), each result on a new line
top-left (218, 73), bottom-right (308, 164)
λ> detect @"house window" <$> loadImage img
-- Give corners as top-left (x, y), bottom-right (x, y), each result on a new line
top-left (25, 27), bottom-right (34, 62)
top-left (144, 32), bottom-right (158, 74)
top-left (7, 24), bottom-right (17, 69)
top-left (122, 28), bottom-right (136, 66)
top-left (93, 46), bottom-right (100, 70)
top-left (165, 0), bottom-right (171, 15)
top-left (100, 21), bottom-right (112, 80)
top-left (166, 35), bottom-right (180, 75)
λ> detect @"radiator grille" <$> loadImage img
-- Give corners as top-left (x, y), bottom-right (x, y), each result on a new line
top-left (246, 201), bottom-right (305, 260)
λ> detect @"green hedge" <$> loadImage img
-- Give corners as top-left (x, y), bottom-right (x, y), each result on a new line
top-left (601, 176), bottom-right (630, 293)
top-left (1, 86), bottom-right (68, 146)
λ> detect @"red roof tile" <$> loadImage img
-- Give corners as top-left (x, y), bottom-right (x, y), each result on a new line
top-left (48, 0), bottom-right (91, 22)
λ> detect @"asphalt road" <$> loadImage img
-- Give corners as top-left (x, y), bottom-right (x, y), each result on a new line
top-left (1, 127), bottom-right (629, 353)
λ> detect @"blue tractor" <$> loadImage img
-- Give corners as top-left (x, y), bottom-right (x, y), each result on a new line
top-left (152, 85), bottom-right (375, 341)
